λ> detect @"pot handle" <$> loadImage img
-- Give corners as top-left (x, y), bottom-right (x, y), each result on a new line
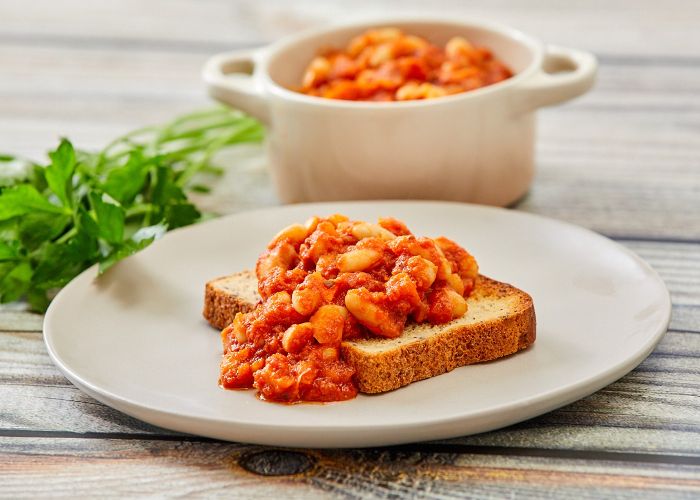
top-left (514, 45), bottom-right (597, 113)
top-left (202, 50), bottom-right (270, 123)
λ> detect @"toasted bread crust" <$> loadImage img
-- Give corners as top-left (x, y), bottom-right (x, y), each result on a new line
top-left (203, 272), bottom-right (536, 394)
top-left (342, 276), bottom-right (536, 393)
top-left (203, 270), bottom-right (258, 330)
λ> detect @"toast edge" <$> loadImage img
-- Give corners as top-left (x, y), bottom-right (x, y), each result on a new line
top-left (341, 294), bottom-right (536, 394)
top-left (203, 271), bottom-right (257, 329)
top-left (204, 272), bottom-right (536, 394)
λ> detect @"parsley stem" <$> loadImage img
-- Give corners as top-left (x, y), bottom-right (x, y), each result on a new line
top-left (0, 106), bottom-right (263, 312)
top-left (55, 227), bottom-right (77, 244)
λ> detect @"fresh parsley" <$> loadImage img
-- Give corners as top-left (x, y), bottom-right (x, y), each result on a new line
top-left (0, 107), bottom-right (264, 312)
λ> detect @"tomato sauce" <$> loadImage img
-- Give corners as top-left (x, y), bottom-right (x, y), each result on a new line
top-left (219, 215), bottom-right (478, 402)
top-left (298, 28), bottom-right (513, 101)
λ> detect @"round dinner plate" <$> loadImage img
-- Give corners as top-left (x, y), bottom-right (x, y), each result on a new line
top-left (44, 201), bottom-right (671, 448)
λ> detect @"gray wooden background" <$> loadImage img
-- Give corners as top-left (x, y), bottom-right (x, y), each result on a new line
top-left (1, 0), bottom-right (699, 497)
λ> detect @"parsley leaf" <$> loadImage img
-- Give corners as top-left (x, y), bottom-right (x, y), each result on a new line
top-left (0, 261), bottom-right (32, 303)
top-left (90, 192), bottom-right (125, 244)
top-left (18, 213), bottom-right (71, 251)
top-left (98, 236), bottom-right (156, 275)
top-left (46, 138), bottom-right (77, 208)
top-left (0, 107), bottom-right (264, 312)
top-left (0, 184), bottom-right (67, 220)
top-left (0, 242), bottom-right (19, 261)
top-left (103, 150), bottom-right (149, 205)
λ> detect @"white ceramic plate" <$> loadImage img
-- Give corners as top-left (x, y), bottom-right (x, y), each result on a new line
top-left (44, 201), bottom-right (671, 448)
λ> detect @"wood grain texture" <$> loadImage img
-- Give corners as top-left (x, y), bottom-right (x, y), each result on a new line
top-left (1, 0), bottom-right (700, 496)
top-left (1, 328), bottom-right (697, 453)
top-left (2, 438), bottom-right (700, 499)
top-left (0, 305), bottom-right (42, 332)
top-left (1, 0), bottom-right (700, 58)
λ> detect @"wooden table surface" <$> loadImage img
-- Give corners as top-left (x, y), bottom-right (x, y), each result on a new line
top-left (1, 0), bottom-right (699, 497)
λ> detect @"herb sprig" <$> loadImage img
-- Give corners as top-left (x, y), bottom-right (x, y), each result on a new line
top-left (0, 107), bottom-right (264, 312)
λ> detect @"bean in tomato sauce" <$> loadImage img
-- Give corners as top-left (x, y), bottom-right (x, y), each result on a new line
top-left (298, 28), bottom-right (513, 101)
top-left (220, 215), bottom-right (478, 402)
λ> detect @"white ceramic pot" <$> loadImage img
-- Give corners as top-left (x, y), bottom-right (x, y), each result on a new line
top-left (203, 18), bottom-right (597, 206)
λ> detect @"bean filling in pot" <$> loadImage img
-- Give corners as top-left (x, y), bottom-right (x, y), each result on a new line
top-left (298, 27), bottom-right (513, 101)
top-left (220, 215), bottom-right (479, 403)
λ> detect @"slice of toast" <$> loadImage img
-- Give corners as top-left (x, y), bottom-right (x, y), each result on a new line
top-left (204, 271), bottom-right (536, 394)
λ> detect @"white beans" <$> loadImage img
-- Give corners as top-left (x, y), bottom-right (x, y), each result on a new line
top-left (446, 289), bottom-right (468, 318)
top-left (270, 223), bottom-right (308, 248)
top-left (337, 248), bottom-right (382, 272)
top-left (310, 305), bottom-right (347, 344)
top-left (282, 323), bottom-right (313, 353)
top-left (351, 222), bottom-right (397, 241)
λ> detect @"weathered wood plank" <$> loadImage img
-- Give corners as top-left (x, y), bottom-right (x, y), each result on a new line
top-left (1, 327), bottom-right (697, 454)
top-left (0, 0), bottom-right (263, 46)
top-left (1, 438), bottom-right (699, 499)
top-left (670, 306), bottom-right (700, 335)
top-left (1, 0), bottom-right (699, 493)
top-left (0, 385), bottom-right (165, 435)
top-left (0, 439), bottom-right (313, 499)
top-left (0, 313), bottom-right (41, 333)
top-left (1, 0), bottom-right (700, 60)
top-left (0, 331), bottom-right (60, 384)
top-left (0, 304), bottom-right (42, 332)
top-left (625, 241), bottom-right (700, 309)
